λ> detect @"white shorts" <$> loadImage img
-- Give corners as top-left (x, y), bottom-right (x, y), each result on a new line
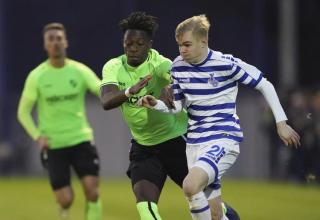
top-left (186, 140), bottom-right (239, 200)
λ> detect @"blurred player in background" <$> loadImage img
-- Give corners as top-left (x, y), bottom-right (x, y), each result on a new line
top-left (17, 23), bottom-right (102, 220)
top-left (139, 15), bottom-right (300, 220)
top-left (101, 12), bottom-right (239, 220)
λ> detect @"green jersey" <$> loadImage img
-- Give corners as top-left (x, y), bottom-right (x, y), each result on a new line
top-left (20, 59), bottom-right (101, 149)
top-left (102, 49), bottom-right (187, 146)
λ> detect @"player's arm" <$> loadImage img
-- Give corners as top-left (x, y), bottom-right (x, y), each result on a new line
top-left (17, 96), bottom-right (49, 150)
top-left (81, 65), bottom-right (101, 97)
top-left (138, 73), bottom-right (185, 114)
top-left (255, 79), bottom-right (300, 147)
top-left (155, 57), bottom-right (186, 110)
top-left (100, 76), bottom-right (152, 110)
top-left (137, 95), bottom-right (184, 114)
top-left (17, 73), bottom-right (40, 140)
top-left (233, 59), bottom-right (300, 147)
top-left (17, 72), bottom-right (50, 150)
top-left (100, 59), bottom-right (152, 110)
top-left (159, 84), bottom-right (176, 109)
top-left (17, 96), bottom-right (40, 141)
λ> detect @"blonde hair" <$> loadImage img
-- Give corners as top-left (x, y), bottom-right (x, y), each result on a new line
top-left (175, 15), bottom-right (210, 40)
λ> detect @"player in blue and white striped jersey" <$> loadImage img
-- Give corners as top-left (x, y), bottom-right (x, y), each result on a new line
top-left (138, 15), bottom-right (300, 220)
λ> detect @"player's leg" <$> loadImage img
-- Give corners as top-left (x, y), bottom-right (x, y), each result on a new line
top-left (162, 135), bottom-right (239, 220)
top-left (160, 135), bottom-right (188, 188)
top-left (72, 142), bottom-right (101, 220)
top-left (81, 176), bottom-right (101, 220)
top-left (47, 148), bottom-right (73, 219)
top-left (204, 141), bottom-right (240, 220)
top-left (207, 195), bottom-right (225, 220)
top-left (183, 166), bottom-right (212, 220)
top-left (223, 202), bottom-right (240, 220)
top-left (158, 136), bottom-right (210, 219)
top-left (54, 187), bottom-right (74, 219)
top-left (134, 179), bottom-right (163, 220)
top-left (127, 139), bottom-right (167, 220)
top-left (207, 197), bottom-right (240, 220)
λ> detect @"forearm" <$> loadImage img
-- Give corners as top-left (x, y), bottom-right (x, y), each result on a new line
top-left (17, 97), bottom-right (40, 140)
top-left (152, 99), bottom-right (183, 114)
top-left (100, 89), bottom-right (128, 110)
top-left (256, 80), bottom-right (287, 123)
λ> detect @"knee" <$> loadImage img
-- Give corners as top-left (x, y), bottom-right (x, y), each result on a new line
top-left (182, 177), bottom-right (201, 197)
top-left (133, 180), bottom-right (160, 202)
top-left (84, 187), bottom-right (99, 202)
top-left (57, 194), bottom-right (73, 209)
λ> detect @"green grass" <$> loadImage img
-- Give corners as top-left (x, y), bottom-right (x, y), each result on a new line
top-left (0, 177), bottom-right (319, 220)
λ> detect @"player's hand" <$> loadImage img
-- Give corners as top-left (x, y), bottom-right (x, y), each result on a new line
top-left (129, 75), bottom-right (152, 95)
top-left (276, 121), bottom-right (301, 148)
top-left (137, 95), bottom-right (157, 108)
top-left (160, 85), bottom-right (176, 109)
top-left (37, 136), bottom-right (49, 151)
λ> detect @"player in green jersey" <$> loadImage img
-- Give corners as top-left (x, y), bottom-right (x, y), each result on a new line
top-left (17, 23), bottom-right (102, 220)
top-left (100, 12), bottom-right (239, 220)
top-left (101, 11), bottom-right (188, 220)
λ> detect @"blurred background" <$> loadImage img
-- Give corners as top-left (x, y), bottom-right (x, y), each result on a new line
top-left (0, 0), bottom-right (319, 219)
top-left (1, 0), bottom-right (319, 183)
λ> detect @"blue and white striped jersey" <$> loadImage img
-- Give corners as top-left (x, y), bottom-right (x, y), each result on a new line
top-left (171, 49), bottom-right (265, 145)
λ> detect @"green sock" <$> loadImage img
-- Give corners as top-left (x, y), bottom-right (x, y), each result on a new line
top-left (86, 198), bottom-right (102, 220)
top-left (221, 202), bottom-right (227, 215)
top-left (136, 201), bottom-right (162, 220)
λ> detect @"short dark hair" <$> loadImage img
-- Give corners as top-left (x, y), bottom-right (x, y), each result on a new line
top-left (119, 11), bottom-right (159, 39)
top-left (42, 22), bottom-right (66, 35)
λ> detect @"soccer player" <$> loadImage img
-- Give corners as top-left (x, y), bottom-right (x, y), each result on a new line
top-left (100, 11), bottom-right (188, 220)
top-left (17, 23), bottom-right (102, 220)
top-left (100, 12), bottom-right (239, 220)
top-left (139, 15), bottom-right (301, 220)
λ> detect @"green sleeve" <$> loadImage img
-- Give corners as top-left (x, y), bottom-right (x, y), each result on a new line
top-left (17, 95), bottom-right (40, 140)
top-left (155, 57), bottom-right (172, 84)
top-left (101, 59), bottom-right (120, 88)
top-left (80, 65), bottom-right (101, 97)
top-left (21, 71), bottom-right (38, 101)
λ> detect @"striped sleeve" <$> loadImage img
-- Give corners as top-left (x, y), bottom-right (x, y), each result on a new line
top-left (171, 72), bottom-right (185, 101)
top-left (233, 60), bottom-right (264, 88)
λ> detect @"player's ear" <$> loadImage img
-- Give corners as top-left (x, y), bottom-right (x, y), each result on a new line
top-left (149, 40), bottom-right (153, 48)
top-left (201, 37), bottom-right (208, 47)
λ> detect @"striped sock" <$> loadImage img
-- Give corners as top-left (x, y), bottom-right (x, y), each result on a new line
top-left (136, 201), bottom-right (162, 220)
top-left (188, 191), bottom-right (211, 220)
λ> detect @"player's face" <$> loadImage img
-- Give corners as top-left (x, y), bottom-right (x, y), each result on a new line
top-left (176, 31), bottom-right (206, 64)
top-left (44, 29), bottom-right (68, 59)
top-left (123, 30), bottom-right (152, 67)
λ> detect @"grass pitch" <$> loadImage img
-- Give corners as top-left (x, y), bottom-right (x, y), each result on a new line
top-left (0, 177), bottom-right (319, 220)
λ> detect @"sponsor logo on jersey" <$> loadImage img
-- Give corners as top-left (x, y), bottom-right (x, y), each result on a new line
top-left (127, 91), bottom-right (154, 104)
top-left (46, 93), bottom-right (78, 103)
